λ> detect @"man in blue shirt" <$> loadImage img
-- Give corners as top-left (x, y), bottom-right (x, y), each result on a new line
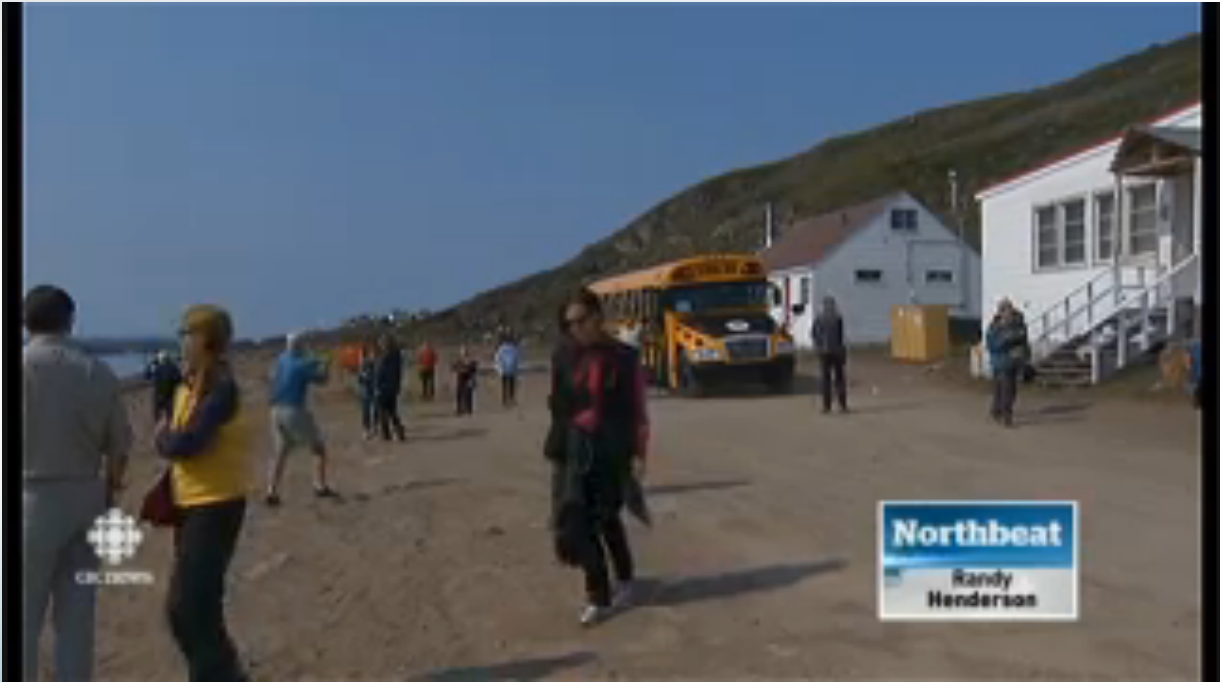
top-left (266, 332), bottom-right (335, 506)
top-left (495, 333), bottom-right (522, 407)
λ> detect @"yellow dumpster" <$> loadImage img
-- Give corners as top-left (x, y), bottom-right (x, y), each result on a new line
top-left (891, 305), bottom-right (950, 363)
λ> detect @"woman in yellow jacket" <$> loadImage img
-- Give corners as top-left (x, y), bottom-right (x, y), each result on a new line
top-left (154, 305), bottom-right (250, 682)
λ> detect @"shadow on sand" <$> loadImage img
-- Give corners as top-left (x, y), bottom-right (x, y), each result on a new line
top-left (645, 479), bottom-right (751, 496)
top-left (638, 558), bottom-right (848, 608)
top-left (335, 478), bottom-right (463, 504)
top-left (415, 651), bottom-right (597, 682)
top-left (407, 427), bottom-right (489, 443)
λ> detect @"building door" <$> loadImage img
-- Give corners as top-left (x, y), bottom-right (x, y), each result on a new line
top-left (1170, 174), bottom-right (1195, 266)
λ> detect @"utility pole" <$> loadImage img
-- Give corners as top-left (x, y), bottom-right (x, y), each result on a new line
top-left (949, 169), bottom-right (969, 312)
top-left (764, 202), bottom-right (775, 250)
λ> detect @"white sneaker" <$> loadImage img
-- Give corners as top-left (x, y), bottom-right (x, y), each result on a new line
top-left (579, 605), bottom-right (607, 627)
top-left (613, 581), bottom-right (636, 608)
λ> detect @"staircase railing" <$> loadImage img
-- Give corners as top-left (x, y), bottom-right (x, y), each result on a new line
top-left (1108, 253), bottom-right (1200, 376)
top-left (1025, 265), bottom-right (1152, 362)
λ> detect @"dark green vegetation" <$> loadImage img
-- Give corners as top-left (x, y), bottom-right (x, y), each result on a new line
top-left (338, 35), bottom-right (1201, 348)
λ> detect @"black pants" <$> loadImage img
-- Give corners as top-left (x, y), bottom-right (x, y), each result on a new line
top-left (581, 511), bottom-right (635, 608)
top-left (819, 353), bottom-right (848, 411)
top-left (456, 379), bottom-right (475, 415)
top-left (991, 367), bottom-right (1019, 422)
top-left (501, 375), bottom-right (518, 406)
top-left (419, 370), bottom-right (435, 401)
top-left (167, 499), bottom-right (246, 682)
top-left (153, 397), bottom-right (174, 424)
top-left (378, 393), bottom-right (406, 441)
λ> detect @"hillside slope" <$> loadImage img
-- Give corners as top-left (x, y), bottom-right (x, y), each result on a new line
top-left (359, 34), bottom-right (1202, 346)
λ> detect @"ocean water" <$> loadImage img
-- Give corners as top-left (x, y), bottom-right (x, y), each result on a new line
top-left (101, 353), bottom-right (149, 380)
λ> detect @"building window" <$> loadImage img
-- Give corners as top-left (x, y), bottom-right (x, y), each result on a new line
top-left (1035, 205), bottom-right (1059, 269)
top-left (1127, 184), bottom-right (1158, 256)
top-left (1095, 192), bottom-right (1115, 262)
top-left (1063, 199), bottom-right (1086, 265)
top-left (926, 269), bottom-right (954, 285)
top-left (855, 269), bottom-right (883, 284)
top-left (1033, 199), bottom-right (1088, 270)
top-left (891, 209), bottom-right (918, 231)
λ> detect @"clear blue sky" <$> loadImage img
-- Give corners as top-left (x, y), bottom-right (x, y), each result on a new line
top-left (22, 3), bottom-right (1199, 339)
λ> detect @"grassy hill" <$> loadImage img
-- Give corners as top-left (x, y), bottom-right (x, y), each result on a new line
top-left (341, 34), bottom-right (1202, 348)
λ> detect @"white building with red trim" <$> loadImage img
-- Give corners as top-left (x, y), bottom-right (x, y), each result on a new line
top-left (974, 101), bottom-right (1202, 384)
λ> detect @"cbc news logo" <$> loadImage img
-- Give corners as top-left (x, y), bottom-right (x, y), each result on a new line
top-left (77, 509), bottom-right (155, 586)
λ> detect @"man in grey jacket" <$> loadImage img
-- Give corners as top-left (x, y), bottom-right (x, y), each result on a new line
top-left (811, 296), bottom-right (849, 414)
top-left (23, 286), bottom-right (132, 682)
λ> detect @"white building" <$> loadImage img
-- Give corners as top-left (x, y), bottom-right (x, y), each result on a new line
top-left (762, 192), bottom-right (982, 347)
top-left (974, 101), bottom-right (1202, 383)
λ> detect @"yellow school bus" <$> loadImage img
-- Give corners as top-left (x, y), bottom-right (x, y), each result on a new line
top-left (588, 254), bottom-right (796, 395)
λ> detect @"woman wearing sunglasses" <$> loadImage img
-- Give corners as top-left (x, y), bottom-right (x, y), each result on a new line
top-left (153, 304), bottom-right (251, 682)
top-left (549, 288), bottom-right (650, 627)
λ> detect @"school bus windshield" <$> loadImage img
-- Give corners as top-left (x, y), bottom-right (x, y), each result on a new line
top-left (664, 281), bottom-right (770, 315)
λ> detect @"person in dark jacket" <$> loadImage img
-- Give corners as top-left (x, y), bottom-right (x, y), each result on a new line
top-left (146, 351), bottom-right (183, 423)
top-left (811, 296), bottom-right (849, 413)
top-left (374, 335), bottom-right (407, 442)
top-left (452, 347), bottom-right (479, 416)
top-left (551, 289), bottom-right (650, 627)
top-left (986, 299), bottom-right (1029, 427)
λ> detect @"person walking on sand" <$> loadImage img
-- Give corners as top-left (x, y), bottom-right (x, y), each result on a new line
top-left (146, 350), bottom-right (183, 423)
top-left (23, 285), bottom-right (132, 682)
top-left (357, 342), bottom-right (379, 440)
top-left (986, 299), bottom-right (1029, 427)
top-left (374, 334), bottom-right (407, 442)
top-left (416, 341), bottom-right (438, 401)
top-left (811, 296), bottom-right (849, 414)
top-left (153, 304), bottom-right (251, 682)
top-left (453, 346), bottom-right (479, 415)
top-left (495, 334), bottom-right (522, 407)
top-left (265, 332), bottom-right (336, 505)
top-left (550, 289), bottom-right (650, 627)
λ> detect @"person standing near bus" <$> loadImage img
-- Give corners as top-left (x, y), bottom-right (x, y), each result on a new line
top-left (23, 285), bottom-right (133, 682)
top-left (811, 296), bottom-right (849, 414)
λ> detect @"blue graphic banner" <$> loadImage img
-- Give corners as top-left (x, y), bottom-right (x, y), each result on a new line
top-left (880, 501), bottom-right (1077, 570)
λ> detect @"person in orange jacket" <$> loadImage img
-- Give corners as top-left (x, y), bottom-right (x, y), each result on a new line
top-left (416, 341), bottom-right (438, 401)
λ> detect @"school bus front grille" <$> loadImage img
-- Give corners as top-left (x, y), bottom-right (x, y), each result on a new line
top-left (725, 337), bottom-right (770, 361)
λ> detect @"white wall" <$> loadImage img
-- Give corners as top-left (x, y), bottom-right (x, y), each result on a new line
top-left (769, 266), bottom-right (816, 340)
top-left (811, 193), bottom-right (982, 346)
top-left (977, 106), bottom-right (1202, 341)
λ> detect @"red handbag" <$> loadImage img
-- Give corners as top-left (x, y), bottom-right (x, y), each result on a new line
top-left (139, 470), bottom-right (182, 527)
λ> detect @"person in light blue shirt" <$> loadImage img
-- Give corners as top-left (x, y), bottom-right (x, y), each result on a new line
top-left (495, 334), bottom-right (522, 407)
top-left (265, 332), bottom-right (334, 506)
